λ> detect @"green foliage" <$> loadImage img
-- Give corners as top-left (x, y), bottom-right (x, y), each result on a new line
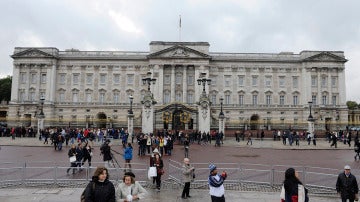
top-left (0, 76), bottom-right (12, 102)
top-left (347, 101), bottom-right (358, 110)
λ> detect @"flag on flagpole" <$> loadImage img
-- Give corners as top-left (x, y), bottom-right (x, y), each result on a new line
top-left (179, 15), bottom-right (181, 28)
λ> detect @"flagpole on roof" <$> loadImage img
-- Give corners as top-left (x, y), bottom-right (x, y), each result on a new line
top-left (179, 15), bottom-right (181, 42)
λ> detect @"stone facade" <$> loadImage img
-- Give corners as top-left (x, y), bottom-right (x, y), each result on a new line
top-left (8, 41), bottom-right (348, 133)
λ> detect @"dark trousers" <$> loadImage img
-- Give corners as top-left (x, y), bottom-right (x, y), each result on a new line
top-left (153, 175), bottom-right (161, 190)
top-left (182, 182), bottom-right (190, 197)
top-left (341, 193), bottom-right (355, 202)
top-left (211, 195), bottom-right (225, 202)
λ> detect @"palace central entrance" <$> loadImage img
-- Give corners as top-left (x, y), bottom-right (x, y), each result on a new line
top-left (154, 103), bottom-right (197, 131)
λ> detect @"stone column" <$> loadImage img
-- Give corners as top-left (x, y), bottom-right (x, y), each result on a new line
top-left (182, 66), bottom-right (187, 103)
top-left (141, 105), bottom-right (154, 134)
top-left (198, 99), bottom-right (210, 133)
top-left (127, 114), bottom-right (134, 140)
top-left (171, 65), bottom-right (175, 102)
top-left (219, 117), bottom-right (225, 138)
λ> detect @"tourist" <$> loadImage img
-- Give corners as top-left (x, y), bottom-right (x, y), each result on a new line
top-left (100, 139), bottom-right (113, 168)
top-left (336, 165), bottom-right (359, 202)
top-left (280, 168), bottom-right (308, 202)
top-left (83, 166), bottom-right (115, 202)
top-left (66, 144), bottom-right (78, 174)
top-left (208, 164), bottom-right (227, 202)
top-left (115, 171), bottom-right (147, 201)
top-left (150, 149), bottom-right (164, 191)
top-left (123, 143), bottom-right (133, 171)
top-left (181, 158), bottom-right (195, 199)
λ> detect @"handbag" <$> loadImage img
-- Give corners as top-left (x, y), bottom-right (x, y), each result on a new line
top-left (148, 166), bottom-right (157, 180)
top-left (69, 156), bottom-right (77, 163)
top-left (157, 168), bottom-right (164, 175)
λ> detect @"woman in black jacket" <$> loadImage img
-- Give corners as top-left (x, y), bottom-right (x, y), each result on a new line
top-left (84, 166), bottom-right (115, 202)
top-left (66, 144), bottom-right (77, 174)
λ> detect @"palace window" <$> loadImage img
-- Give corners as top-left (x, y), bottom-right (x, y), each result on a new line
top-left (211, 94), bottom-right (217, 105)
top-left (20, 73), bottom-right (26, 84)
top-left (321, 76), bottom-right (327, 88)
top-left (279, 76), bottom-right (285, 88)
top-left (86, 92), bottom-right (92, 103)
top-left (59, 92), bottom-right (65, 102)
top-left (224, 75), bottom-right (231, 87)
top-left (99, 92), bottom-right (105, 103)
top-left (187, 75), bottom-right (194, 85)
top-left (332, 95), bottom-right (337, 106)
top-left (252, 95), bottom-right (258, 105)
top-left (266, 95), bottom-right (272, 105)
top-left (86, 74), bottom-right (93, 85)
top-left (31, 73), bottom-right (37, 84)
top-left (41, 73), bottom-right (47, 83)
top-left (225, 94), bottom-right (231, 105)
top-left (279, 95), bottom-right (285, 105)
top-left (293, 95), bottom-right (298, 105)
top-left (176, 74), bottom-right (182, 85)
top-left (72, 92), bottom-right (79, 102)
top-left (312, 95), bottom-right (317, 105)
top-left (239, 95), bottom-right (244, 106)
top-left (59, 74), bottom-right (66, 84)
top-left (164, 75), bottom-right (171, 84)
top-left (265, 76), bottom-right (272, 87)
top-left (100, 74), bottom-right (107, 84)
top-left (113, 92), bottom-right (120, 104)
top-left (113, 74), bottom-right (120, 84)
top-left (292, 77), bottom-right (298, 88)
top-left (164, 92), bottom-right (170, 104)
top-left (127, 74), bottom-right (134, 85)
top-left (252, 76), bottom-right (258, 87)
top-left (331, 77), bottom-right (337, 88)
top-left (322, 95), bottom-right (327, 105)
top-left (73, 74), bottom-right (79, 85)
top-left (238, 76), bottom-right (244, 87)
top-left (311, 76), bottom-right (317, 87)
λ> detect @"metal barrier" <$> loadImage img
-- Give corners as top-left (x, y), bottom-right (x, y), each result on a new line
top-left (1, 159), bottom-right (357, 195)
top-left (0, 161), bottom-right (149, 188)
top-left (167, 159), bottom-right (352, 194)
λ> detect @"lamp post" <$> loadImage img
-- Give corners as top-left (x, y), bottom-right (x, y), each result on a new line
top-left (219, 97), bottom-right (225, 138)
top-left (197, 73), bottom-right (211, 94)
top-left (127, 95), bottom-right (134, 143)
top-left (307, 101), bottom-right (315, 138)
top-left (37, 96), bottom-right (45, 137)
top-left (142, 71), bottom-right (156, 92)
top-left (129, 95), bottom-right (134, 115)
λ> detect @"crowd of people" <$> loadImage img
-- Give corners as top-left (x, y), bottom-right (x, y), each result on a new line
top-left (3, 125), bottom-right (360, 201)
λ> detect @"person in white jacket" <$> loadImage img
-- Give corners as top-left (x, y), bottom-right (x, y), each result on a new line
top-left (280, 168), bottom-right (308, 202)
top-left (115, 172), bottom-right (147, 202)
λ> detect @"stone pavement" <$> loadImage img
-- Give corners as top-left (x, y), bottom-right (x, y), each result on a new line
top-left (0, 187), bottom-right (339, 202)
top-left (0, 136), bottom-right (346, 201)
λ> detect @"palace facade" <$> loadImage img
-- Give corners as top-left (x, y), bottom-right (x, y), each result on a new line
top-left (8, 41), bottom-right (348, 133)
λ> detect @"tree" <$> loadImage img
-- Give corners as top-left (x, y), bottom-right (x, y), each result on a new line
top-left (0, 76), bottom-right (12, 102)
top-left (347, 101), bottom-right (358, 110)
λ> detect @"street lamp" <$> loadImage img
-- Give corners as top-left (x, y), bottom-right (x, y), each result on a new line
top-left (197, 73), bottom-right (211, 93)
top-left (128, 95), bottom-right (133, 115)
top-left (307, 101), bottom-right (315, 138)
top-left (37, 96), bottom-right (45, 137)
top-left (308, 101), bottom-right (313, 121)
top-left (219, 97), bottom-right (224, 117)
top-left (142, 71), bottom-right (156, 92)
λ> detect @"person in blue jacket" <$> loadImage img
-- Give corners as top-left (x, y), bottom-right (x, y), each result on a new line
top-left (124, 143), bottom-right (133, 171)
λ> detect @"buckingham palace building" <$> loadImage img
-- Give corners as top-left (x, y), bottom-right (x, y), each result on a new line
top-left (8, 41), bottom-right (348, 135)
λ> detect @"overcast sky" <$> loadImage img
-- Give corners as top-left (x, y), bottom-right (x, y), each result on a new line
top-left (1, 0), bottom-right (359, 102)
